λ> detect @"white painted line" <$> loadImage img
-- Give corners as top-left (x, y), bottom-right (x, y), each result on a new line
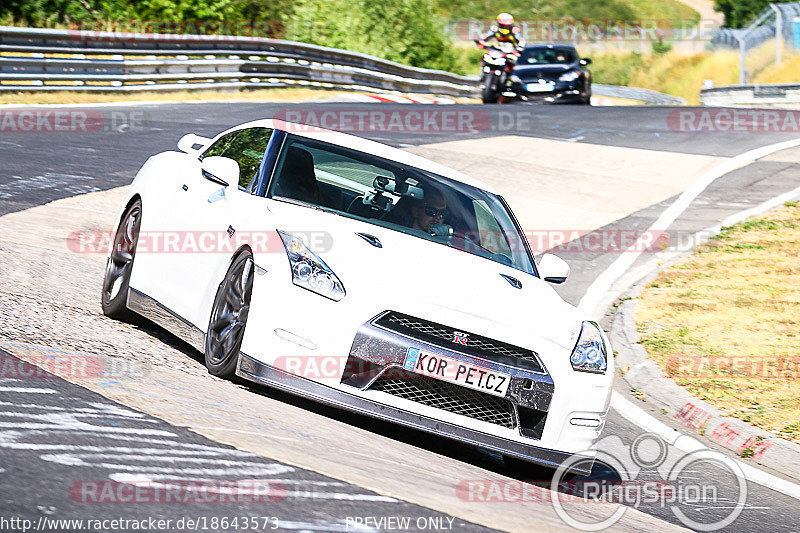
top-left (283, 491), bottom-right (398, 502)
top-left (578, 136), bottom-right (800, 316)
top-left (0, 422), bottom-right (175, 435)
top-left (0, 387), bottom-right (56, 393)
top-left (612, 393), bottom-right (800, 500)
top-left (41, 452), bottom-right (273, 466)
top-left (717, 184), bottom-right (800, 229)
top-left (54, 460), bottom-right (294, 476)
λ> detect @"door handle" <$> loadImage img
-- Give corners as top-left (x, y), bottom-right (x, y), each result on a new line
top-left (182, 184), bottom-right (189, 191)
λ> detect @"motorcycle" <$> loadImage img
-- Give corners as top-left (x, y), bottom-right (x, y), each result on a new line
top-left (475, 40), bottom-right (518, 104)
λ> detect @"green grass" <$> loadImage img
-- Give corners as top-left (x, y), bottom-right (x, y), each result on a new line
top-left (637, 203), bottom-right (800, 442)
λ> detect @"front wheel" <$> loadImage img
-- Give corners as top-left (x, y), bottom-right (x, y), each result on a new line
top-left (205, 252), bottom-right (255, 378)
top-left (101, 199), bottom-right (142, 321)
top-left (481, 73), bottom-right (500, 104)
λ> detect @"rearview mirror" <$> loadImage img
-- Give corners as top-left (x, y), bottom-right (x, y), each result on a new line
top-left (201, 156), bottom-right (239, 188)
top-left (177, 133), bottom-right (211, 154)
top-left (579, 57), bottom-right (592, 66)
top-left (538, 253), bottom-right (569, 284)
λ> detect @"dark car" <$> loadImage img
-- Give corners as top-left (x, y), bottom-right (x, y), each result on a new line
top-left (508, 44), bottom-right (592, 105)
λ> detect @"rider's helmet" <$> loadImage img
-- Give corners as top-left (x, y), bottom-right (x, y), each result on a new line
top-left (496, 13), bottom-right (515, 35)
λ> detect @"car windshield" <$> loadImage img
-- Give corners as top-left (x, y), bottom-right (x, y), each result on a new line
top-left (518, 47), bottom-right (577, 65)
top-left (268, 134), bottom-right (535, 275)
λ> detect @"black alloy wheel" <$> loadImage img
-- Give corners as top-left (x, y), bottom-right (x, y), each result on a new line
top-left (101, 199), bottom-right (142, 321)
top-left (205, 252), bottom-right (254, 378)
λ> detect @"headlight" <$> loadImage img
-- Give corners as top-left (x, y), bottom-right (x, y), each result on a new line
top-left (510, 74), bottom-right (523, 84)
top-left (569, 321), bottom-right (607, 373)
top-left (559, 70), bottom-right (582, 82)
top-left (278, 231), bottom-right (345, 301)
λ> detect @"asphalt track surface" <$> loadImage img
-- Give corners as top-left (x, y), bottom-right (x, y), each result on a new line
top-left (2, 101), bottom-right (800, 532)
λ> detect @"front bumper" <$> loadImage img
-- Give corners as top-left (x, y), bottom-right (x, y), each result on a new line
top-left (237, 310), bottom-right (604, 475)
top-left (236, 352), bottom-right (595, 474)
top-left (508, 80), bottom-right (588, 103)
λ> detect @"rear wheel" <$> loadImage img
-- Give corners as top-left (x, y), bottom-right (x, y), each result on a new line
top-left (205, 252), bottom-right (254, 378)
top-left (101, 199), bottom-right (142, 321)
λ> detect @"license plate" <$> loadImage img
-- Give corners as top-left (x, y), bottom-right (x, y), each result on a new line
top-left (526, 82), bottom-right (554, 92)
top-left (402, 348), bottom-right (510, 397)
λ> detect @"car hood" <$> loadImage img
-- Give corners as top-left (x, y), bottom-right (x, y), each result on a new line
top-left (513, 64), bottom-right (575, 81)
top-left (266, 201), bottom-right (584, 351)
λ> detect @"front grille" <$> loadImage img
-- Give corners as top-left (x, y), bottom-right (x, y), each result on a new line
top-left (370, 368), bottom-right (515, 428)
top-left (374, 311), bottom-right (543, 372)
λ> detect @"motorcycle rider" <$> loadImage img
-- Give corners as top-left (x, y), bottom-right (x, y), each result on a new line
top-left (476, 13), bottom-right (526, 55)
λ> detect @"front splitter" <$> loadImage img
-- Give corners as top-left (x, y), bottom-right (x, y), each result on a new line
top-left (236, 352), bottom-right (594, 475)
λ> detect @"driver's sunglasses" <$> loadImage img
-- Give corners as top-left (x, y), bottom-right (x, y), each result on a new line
top-left (424, 205), bottom-right (448, 219)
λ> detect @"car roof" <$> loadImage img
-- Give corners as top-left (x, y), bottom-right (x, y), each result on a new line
top-left (220, 119), bottom-right (499, 194)
top-left (524, 44), bottom-right (577, 51)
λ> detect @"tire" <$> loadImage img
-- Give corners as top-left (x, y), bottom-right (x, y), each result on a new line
top-left (204, 252), bottom-right (255, 378)
top-left (482, 73), bottom-right (500, 104)
top-left (101, 199), bottom-right (142, 321)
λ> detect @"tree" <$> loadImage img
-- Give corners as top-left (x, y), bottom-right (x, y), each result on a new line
top-left (286, 0), bottom-right (458, 71)
top-left (713, 0), bottom-right (772, 28)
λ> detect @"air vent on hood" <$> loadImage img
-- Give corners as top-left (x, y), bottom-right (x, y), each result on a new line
top-left (355, 232), bottom-right (382, 248)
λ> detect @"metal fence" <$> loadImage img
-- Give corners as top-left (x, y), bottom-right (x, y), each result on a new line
top-left (0, 25), bottom-right (682, 104)
top-left (711, 2), bottom-right (800, 83)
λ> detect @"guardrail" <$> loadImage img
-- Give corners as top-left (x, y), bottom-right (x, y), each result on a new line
top-left (593, 84), bottom-right (686, 105)
top-left (0, 26), bottom-right (480, 97)
top-left (0, 25), bottom-right (683, 105)
top-left (700, 83), bottom-right (800, 106)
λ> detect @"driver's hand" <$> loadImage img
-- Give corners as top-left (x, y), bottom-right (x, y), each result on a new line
top-left (429, 223), bottom-right (454, 238)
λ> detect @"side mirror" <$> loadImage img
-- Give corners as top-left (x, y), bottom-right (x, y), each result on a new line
top-left (201, 156), bottom-right (239, 188)
top-left (177, 133), bottom-right (211, 154)
top-left (579, 57), bottom-right (592, 66)
top-left (538, 253), bottom-right (570, 284)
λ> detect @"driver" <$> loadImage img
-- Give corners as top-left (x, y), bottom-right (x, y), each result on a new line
top-left (476, 13), bottom-right (526, 53)
top-left (410, 187), bottom-right (448, 233)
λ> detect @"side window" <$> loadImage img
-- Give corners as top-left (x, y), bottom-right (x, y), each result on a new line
top-left (201, 128), bottom-right (273, 190)
top-left (201, 131), bottom-right (237, 159)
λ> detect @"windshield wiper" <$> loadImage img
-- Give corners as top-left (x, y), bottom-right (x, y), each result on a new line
top-left (273, 196), bottom-right (339, 216)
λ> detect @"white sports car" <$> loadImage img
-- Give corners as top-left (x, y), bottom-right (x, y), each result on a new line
top-left (102, 119), bottom-right (613, 474)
